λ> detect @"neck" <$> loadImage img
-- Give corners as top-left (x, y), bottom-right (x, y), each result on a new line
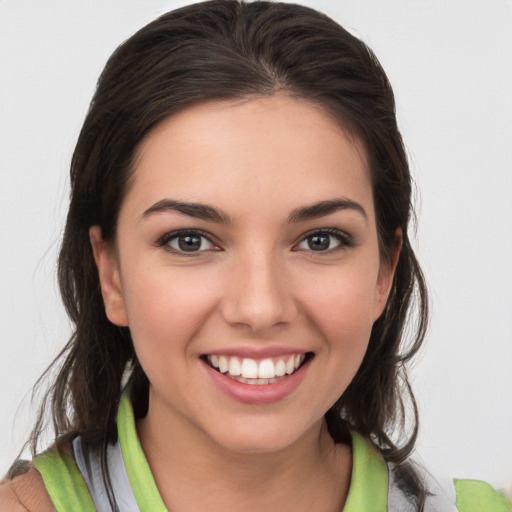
top-left (137, 397), bottom-right (352, 512)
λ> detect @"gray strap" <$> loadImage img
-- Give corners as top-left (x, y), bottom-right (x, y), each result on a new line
top-left (387, 462), bottom-right (458, 512)
top-left (73, 436), bottom-right (461, 511)
top-left (73, 436), bottom-right (140, 512)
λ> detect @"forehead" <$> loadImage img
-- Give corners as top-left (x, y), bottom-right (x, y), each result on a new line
top-left (125, 95), bottom-right (373, 220)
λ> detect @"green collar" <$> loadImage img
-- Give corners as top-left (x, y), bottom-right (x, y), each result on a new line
top-left (34, 449), bottom-right (95, 512)
top-left (117, 395), bottom-right (168, 511)
top-left (117, 395), bottom-right (388, 511)
top-left (343, 431), bottom-right (388, 511)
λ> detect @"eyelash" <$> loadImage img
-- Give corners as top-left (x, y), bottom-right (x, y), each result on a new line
top-left (293, 228), bottom-right (355, 254)
top-left (156, 229), bottom-right (218, 256)
top-left (156, 228), bottom-right (355, 256)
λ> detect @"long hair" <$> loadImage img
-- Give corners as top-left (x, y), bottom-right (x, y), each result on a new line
top-left (29, 0), bottom-right (428, 508)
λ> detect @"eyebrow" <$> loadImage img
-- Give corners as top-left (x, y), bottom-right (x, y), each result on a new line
top-left (287, 198), bottom-right (367, 224)
top-left (142, 199), bottom-right (232, 223)
top-left (142, 197), bottom-right (367, 224)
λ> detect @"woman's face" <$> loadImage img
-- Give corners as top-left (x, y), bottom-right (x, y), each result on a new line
top-left (91, 95), bottom-right (397, 454)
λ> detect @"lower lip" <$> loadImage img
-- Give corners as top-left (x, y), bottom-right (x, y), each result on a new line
top-left (204, 358), bottom-right (311, 405)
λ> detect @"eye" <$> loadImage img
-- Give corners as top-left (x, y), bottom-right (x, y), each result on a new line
top-left (295, 229), bottom-right (353, 253)
top-left (157, 230), bottom-right (217, 254)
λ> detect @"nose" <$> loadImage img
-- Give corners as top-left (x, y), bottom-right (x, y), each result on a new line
top-left (219, 248), bottom-right (297, 333)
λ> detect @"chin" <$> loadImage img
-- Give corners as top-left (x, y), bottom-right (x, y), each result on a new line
top-left (207, 417), bottom-right (320, 455)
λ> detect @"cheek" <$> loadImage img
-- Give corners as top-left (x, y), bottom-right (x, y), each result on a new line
top-left (296, 263), bottom-right (379, 395)
top-left (120, 265), bottom-right (220, 352)
top-left (310, 277), bottom-right (378, 399)
top-left (302, 267), bottom-right (379, 338)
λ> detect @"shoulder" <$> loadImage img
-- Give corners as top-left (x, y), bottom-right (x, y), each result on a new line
top-left (0, 461), bottom-right (55, 512)
top-left (455, 478), bottom-right (512, 512)
top-left (387, 460), bottom-right (511, 512)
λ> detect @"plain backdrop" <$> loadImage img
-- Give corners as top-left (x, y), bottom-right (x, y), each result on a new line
top-left (1, 0), bottom-right (511, 492)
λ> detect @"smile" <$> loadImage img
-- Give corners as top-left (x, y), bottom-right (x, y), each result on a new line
top-left (204, 353), bottom-right (309, 385)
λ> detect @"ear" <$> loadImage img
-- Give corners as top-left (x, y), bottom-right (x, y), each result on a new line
top-left (373, 228), bottom-right (402, 320)
top-left (89, 226), bottom-right (129, 327)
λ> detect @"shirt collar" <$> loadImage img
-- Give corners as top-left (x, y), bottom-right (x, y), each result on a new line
top-left (117, 395), bottom-right (388, 511)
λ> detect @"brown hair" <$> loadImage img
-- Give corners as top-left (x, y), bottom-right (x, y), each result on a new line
top-left (30, 0), bottom-right (428, 508)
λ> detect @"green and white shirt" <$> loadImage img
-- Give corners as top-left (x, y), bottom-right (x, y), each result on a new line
top-left (33, 396), bottom-right (510, 512)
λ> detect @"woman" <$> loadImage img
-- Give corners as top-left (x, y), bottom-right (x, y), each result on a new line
top-left (1, 1), bottom-right (509, 511)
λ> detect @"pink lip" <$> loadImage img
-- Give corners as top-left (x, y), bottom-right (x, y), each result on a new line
top-left (203, 357), bottom-right (311, 405)
top-left (204, 346), bottom-right (307, 359)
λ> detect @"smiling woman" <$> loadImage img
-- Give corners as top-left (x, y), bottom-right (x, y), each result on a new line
top-left (0, 1), bottom-right (510, 512)
top-left (89, 96), bottom-right (393, 464)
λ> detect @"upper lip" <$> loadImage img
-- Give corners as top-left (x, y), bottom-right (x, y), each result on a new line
top-left (201, 346), bottom-right (310, 359)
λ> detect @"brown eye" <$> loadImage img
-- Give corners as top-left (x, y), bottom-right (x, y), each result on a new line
top-left (296, 229), bottom-right (353, 253)
top-left (307, 234), bottom-right (332, 251)
top-left (159, 230), bottom-right (216, 253)
top-left (176, 234), bottom-right (203, 252)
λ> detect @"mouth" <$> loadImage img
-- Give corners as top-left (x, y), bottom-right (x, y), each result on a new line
top-left (202, 352), bottom-right (314, 385)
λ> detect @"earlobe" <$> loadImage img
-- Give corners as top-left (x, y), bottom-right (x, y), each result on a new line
top-left (89, 226), bottom-right (129, 327)
top-left (374, 228), bottom-right (403, 319)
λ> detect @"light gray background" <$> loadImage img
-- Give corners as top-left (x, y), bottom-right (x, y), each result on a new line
top-left (1, 0), bottom-right (511, 492)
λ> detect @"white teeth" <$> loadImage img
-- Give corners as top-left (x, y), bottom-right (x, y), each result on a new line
top-left (241, 358), bottom-right (259, 379)
top-left (207, 353), bottom-right (307, 382)
top-left (218, 356), bottom-right (228, 374)
top-left (275, 359), bottom-right (286, 377)
top-left (285, 356), bottom-right (295, 375)
top-left (228, 357), bottom-right (241, 376)
top-left (258, 358), bottom-right (275, 379)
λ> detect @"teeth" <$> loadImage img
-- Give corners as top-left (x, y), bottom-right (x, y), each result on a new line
top-left (241, 358), bottom-right (258, 379)
top-left (228, 357), bottom-right (241, 376)
top-left (258, 358), bottom-right (275, 379)
top-left (207, 353), bottom-right (307, 382)
top-left (275, 359), bottom-right (286, 377)
top-left (285, 356), bottom-right (295, 375)
top-left (218, 356), bottom-right (228, 374)
top-left (233, 376), bottom-right (281, 385)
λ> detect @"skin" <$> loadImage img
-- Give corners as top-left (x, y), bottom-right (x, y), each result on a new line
top-left (90, 95), bottom-right (400, 512)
